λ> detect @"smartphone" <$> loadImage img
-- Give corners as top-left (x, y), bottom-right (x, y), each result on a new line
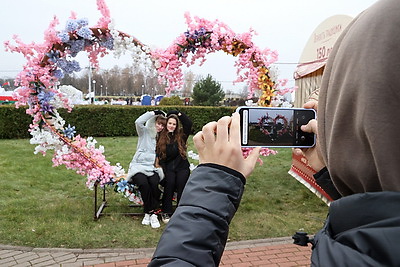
top-left (236, 106), bottom-right (316, 148)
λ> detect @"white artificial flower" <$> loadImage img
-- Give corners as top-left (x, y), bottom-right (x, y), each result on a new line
top-left (154, 60), bottom-right (161, 69)
top-left (87, 180), bottom-right (95, 190)
top-left (52, 93), bottom-right (69, 109)
top-left (108, 19), bottom-right (116, 30)
top-left (33, 145), bottom-right (47, 155)
top-left (189, 163), bottom-right (197, 171)
top-left (86, 136), bottom-right (98, 149)
top-left (51, 111), bottom-right (66, 130)
top-left (112, 163), bottom-right (126, 178)
top-left (188, 150), bottom-right (199, 160)
top-left (128, 193), bottom-right (137, 202)
top-left (281, 101), bottom-right (293, 108)
top-left (98, 145), bottom-right (105, 153)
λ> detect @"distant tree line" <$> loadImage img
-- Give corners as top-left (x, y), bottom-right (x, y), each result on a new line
top-left (60, 64), bottom-right (165, 97)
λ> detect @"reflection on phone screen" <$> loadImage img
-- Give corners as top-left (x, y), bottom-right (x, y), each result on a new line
top-left (248, 109), bottom-right (294, 146)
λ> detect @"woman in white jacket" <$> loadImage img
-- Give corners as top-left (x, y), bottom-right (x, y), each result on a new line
top-left (127, 110), bottom-right (166, 228)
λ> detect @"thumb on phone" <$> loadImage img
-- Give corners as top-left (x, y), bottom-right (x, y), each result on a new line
top-left (300, 119), bottom-right (317, 134)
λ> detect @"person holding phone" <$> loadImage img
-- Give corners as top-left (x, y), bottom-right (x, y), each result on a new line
top-left (150, 0), bottom-right (400, 265)
top-left (155, 110), bottom-right (193, 224)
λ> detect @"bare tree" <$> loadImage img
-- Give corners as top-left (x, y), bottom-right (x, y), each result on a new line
top-left (182, 71), bottom-right (195, 97)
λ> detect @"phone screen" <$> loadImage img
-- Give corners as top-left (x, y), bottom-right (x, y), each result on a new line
top-left (237, 106), bottom-right (316, 148)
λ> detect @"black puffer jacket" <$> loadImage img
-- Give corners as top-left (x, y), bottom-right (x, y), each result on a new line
top-left (311, 191), bottom-right (400, 266)
top-left (149, 164), bottom-right (400, 266)
top-left (149, 163), bottom-right (246, 266)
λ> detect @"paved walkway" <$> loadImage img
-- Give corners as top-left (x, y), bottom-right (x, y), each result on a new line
top-left (0, 237), bottom-right (312, 266)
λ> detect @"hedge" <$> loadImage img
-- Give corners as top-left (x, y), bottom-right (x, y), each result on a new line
top-left (0, 105), bottom-right (236, 139)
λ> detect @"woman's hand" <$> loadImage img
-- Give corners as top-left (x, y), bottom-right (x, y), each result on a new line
top-left (154, 157), bottom-right (161, 168)
top-left (193, 113), bottom-right (261, 178)
top-left (293, 100), bottom-right (325, 172)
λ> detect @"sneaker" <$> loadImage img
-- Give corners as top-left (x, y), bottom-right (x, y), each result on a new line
top-left (161, 213), bottom-right (170, 224)
top-left (150, 214), bottom-right (160, 228)
top-left (142, 213), bottom-right (151, 225)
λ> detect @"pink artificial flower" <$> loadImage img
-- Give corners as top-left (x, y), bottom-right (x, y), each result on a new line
top-left (96, 0), bottom-right (111, 28)
top-left (69, 11), bottom-right (77, 19)
top-left (241, 147), bottom-right (277, 165)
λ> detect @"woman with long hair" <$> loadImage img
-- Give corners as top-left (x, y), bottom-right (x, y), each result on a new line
top-left (156, 110), bottom-right (192, 223)
top-left (127, 110), bottom-right (166, 229)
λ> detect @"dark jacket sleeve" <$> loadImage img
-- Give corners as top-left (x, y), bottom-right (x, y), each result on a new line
top-left (148, 163), bottom-right (246, 266)
top-left (178, 111), bottom-right (193, 138)
top-left (313, 167), bottom-right (341, 200)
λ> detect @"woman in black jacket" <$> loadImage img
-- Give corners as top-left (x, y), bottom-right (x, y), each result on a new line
top-left (156, 110), bottom-right (193, 223)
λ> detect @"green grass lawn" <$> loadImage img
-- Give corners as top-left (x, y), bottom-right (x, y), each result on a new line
top-left (0, 137), bottom-right (328, 249)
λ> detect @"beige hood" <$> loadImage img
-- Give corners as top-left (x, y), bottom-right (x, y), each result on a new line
top-left (318, 0), bottom-right (400, 196)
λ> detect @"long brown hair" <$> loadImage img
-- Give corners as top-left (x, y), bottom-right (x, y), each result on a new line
top-left (156, 114), bottom-right (187, 160)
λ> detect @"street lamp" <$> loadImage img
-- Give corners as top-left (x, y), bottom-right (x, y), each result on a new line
top-left (92, 80), bottom-right (96, 103)
top-left (100, 84), bottom-right (103, 96)
top-left (141, 84), bottom-right (144, 95)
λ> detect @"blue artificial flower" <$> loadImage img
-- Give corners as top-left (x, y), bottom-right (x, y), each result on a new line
top-left (116, 180), bottom-right (128, 192)
top-left (40, 102), bottom-right (54, 113)
top-left (57, 59), bottom-right (81, 74)
top-left (65, 19), bottom-right (79, 32)
top-left (46, 50), bottom-right (60, 64)
top-left (198, 27), bottom-right (206, 36)
top-left (99, 37), bottom-right (114, 50)
top-left (76, 27), bottom-right (93, 40)
top-left (84, 39), bottom-right (93, 48)
top-left (63, 124), bottom-right (76, 139)
top-left (69, 39), bottom-right (85, 54)
top-left (76, 18), bottom-right (89, 27)
top-left (52, 69), bottom-right (64, 79)
top-left (57, 58), bottom-right (68, 71)
top-left (58, 32), bottom-right (70, 43)
top-left (37, 91), bottom-right (55, 104)
top-left (69, 60), bottom-right (81, 72)
top-left (191, 31), bottom-right (199, 40)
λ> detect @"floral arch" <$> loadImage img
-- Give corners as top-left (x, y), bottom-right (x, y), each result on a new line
top-left (5, 0), bottom-right (291, 204)
top-left (4, 0), bottom-right (152, 204)
top-left (151, 12), bottom-right (294, 106)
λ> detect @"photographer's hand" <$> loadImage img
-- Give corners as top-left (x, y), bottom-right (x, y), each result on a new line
top-left (293, 100), bottom-right (325, 172)
top-left (193, 113), bottom-right (261, 178)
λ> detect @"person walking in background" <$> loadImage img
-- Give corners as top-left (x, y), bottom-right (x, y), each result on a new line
top-left (155, 110), bottom-right (193, 224)
top-left (127, 110), bottom-right (166, 229)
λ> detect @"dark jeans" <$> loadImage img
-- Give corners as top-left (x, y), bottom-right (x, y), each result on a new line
top-left (131, 172), bottom-right (161, 213)
top-left (162, 168), bottom-right (190, 214)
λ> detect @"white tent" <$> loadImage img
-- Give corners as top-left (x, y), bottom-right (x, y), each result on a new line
top-left (0, 87), bottom-right (13, 95)
top-left (293, 15), bottom-right (353, 107)
top-left (59, 85), bottom-right (85, 104)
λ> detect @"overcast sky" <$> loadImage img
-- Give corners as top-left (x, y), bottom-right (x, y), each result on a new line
top-left (1, 0), bottom-right (379, 92)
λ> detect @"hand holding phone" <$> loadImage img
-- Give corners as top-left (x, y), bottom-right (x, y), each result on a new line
top-left (193, 114), bottom-right (261, 178)
top-left (237, 106), bottom-right (316, 148)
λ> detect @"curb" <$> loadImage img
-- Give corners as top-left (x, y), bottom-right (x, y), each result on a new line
top-left (0, 237), bottom-right (299, 266)
top-left (0, 236), bottom-right (294, 254)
